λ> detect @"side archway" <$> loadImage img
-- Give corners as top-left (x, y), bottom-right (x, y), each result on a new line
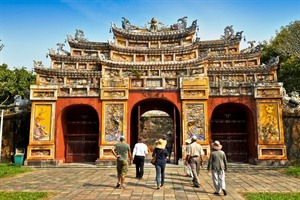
top-left (61, 105), bottom-right (99, 163)
top-left (210, 103), bottom-right (255, 162)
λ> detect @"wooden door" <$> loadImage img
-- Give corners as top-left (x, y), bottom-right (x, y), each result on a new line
top-left (211, 113), bottom-right (248, 162)
top-left (65, 107), bottom-right (99, 163)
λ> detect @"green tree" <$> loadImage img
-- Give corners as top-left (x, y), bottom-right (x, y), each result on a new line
top-left (260, 20), bottom-right (300, 94)
top-left (0, 64), bottom-right (35, 105)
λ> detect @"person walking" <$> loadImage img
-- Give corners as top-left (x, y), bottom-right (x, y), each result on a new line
top-left (207, 140), bottom-right (228, 196)
top-left (166, 131), bottom-right (174, 163)
top-left (184, 138), bottom-right (193, 177)
top-left (112, 135), bottom-right (132, 189)
top-left (152, 138), bottom-right (168, 190)
top-left (132, 136), bottom-right (149, 179)
top-left (185, 135), bottom-right (204, 188)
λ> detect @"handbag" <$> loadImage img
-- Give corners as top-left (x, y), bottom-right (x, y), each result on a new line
top-left (151, 149), bottom-right (163, 165)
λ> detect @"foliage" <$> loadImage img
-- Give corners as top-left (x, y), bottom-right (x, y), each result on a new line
top-left (275, 21), bottom-right (300, 58)
top-left (0, 191), bottom-right (49, 200)
top-left (284, 165), bottom-right (300, 178)
top-left (243, 193), bottom-right (300, 200)
top-left (0, 163), bottom-right (32, 178)
top-left (0, 64), bottom-right (35, 105)
top-left (260, 20), bottom-right (300, 94)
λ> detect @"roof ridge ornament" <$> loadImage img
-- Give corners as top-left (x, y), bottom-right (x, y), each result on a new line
top-left (170, 16), bottom-right (188, 30)
top-left (221, 25), bottom-right (234, 39)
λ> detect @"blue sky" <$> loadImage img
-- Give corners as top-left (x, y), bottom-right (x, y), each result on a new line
top-left (0, 0), bottom-right (299, 70)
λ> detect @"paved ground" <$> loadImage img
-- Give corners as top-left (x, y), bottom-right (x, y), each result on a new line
top-left (0, 163), bottom-right (299, 200)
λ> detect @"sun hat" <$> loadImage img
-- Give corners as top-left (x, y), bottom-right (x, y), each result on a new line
top-left (191, 135), bottom-right (198, 141)
top-left (155, 138), bottom-right (167, 149)
top-left (185, 139), bottom-right (191, 144)
top-left (212, 141), bottom-right (222, 150)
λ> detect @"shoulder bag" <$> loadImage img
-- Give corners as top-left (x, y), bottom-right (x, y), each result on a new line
top-left (151, 149), bottom-right (164, 165)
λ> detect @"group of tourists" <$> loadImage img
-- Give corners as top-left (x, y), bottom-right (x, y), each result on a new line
top-left (112, 133), bottom-right (228, 196)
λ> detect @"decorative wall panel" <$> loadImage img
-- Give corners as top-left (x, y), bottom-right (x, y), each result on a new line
top-left (101, 102), bottom-right (127, 144)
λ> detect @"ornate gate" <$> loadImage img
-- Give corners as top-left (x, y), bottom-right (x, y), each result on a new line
top-left (64, 106), bottom-right (99, 163)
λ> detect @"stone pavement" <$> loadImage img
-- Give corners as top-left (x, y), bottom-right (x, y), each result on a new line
top-left (0, 163), bottom-right (299, 200)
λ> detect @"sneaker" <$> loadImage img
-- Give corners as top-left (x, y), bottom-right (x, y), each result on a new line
top-left (157, 186), bottom-right (160, 190)
top-left (222, 189), bottom-right (227, 196)
top-left (193, 184), bottom-right (200, 188)
top-left (115, 183), bottom-right (120, 188)
top-left (213, 192), bottom-right (220, 195)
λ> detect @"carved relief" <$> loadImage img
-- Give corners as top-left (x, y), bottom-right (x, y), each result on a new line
top-left (131, 79), bottom-right (144, 88)
top-left (185, 103), bottom-right (206, 141)
top-left (87, 64), bottom-right (99, 70)
top-left (67, 78), bottom-right (88, 85)
top-left (146, 79), bottom-right (162, 88)
top-left (257, 102), bottom-right (280, 143)
top-left (136, 55), bottom-right (145, 62)
top-left (246, 75), bottom-right (254, 82)
top-left (164, 55), bottom-right (173, 61)
top-left (38, 76), bottom-right (54, 84)
top-left (53, 62), bottom-right (62, 69)
top-left (223, 62), bottom-right (232, 67)
top-left (261, 149), bottom-right (283, 156)
top-left (103, 103), bottom-right (125, 142)
top-left (59, 88), bottom-right (69, 96)
top-left (31, 149), bottom-right (51, 156)
top-left (78, 63), bottom-right (86, 69)
top-left (190, 67), bottom-right (204, 76)
top-left (222, 87), bottom-right (239, 95)
top-left (64, 63), bottom-right (76, 70)
top-left (112, 53), bottom-right (133, 61)
top-left (148, 55), bottom-right (161, 62)
top-left (102, 91), bottom-right (126, 99)
top-left (165, 78), bottom-right (177, 89)
top-left (71, 88), bottom-right (87, 96)
top-left (257, 88), bottom-right (281, 98)
top-left (104, 68), bottom-right (120, 78)
top-left (161, 70), bottom-right (177, 77)
top-left (89, 88), bottom-right (99, 96)
top-left (101, 78), bottom-right (128, 88)
top-left (256, 74), bottom-right (274, 82)
top-left (33, 92), bottom-right (55, 98)
top-left (150, 70), bottom-right (159, 76)
top-left (234, 61), bottom-right (246, 67)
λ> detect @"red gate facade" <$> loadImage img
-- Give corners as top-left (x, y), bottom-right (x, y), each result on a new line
top-left (25, 17), bottom-right (287, 166)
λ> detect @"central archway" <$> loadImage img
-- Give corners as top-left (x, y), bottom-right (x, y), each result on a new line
top-left (130, 98), bottom-right (181, 164)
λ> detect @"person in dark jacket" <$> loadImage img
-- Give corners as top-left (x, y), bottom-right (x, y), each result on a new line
top-left (152, 138), bottom-right (168, 190)
top-left (207, 141), bottom-right (228, 196)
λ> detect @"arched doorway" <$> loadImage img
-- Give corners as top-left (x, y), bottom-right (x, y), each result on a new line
top-left (63, 105), bottom-right (99, 163)
top-left (130, 98), bottom-right (181, 164)
top-left (211, 103), bottom-right (253, 162)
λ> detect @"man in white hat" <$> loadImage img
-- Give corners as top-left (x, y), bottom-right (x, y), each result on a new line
top-left (207, 140), bottom-right (228, 196)
top-left (185, 135), bottom-right (204, 188)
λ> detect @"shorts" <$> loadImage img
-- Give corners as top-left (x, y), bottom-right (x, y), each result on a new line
top-left (117, 159), bottom-right (128, 176)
